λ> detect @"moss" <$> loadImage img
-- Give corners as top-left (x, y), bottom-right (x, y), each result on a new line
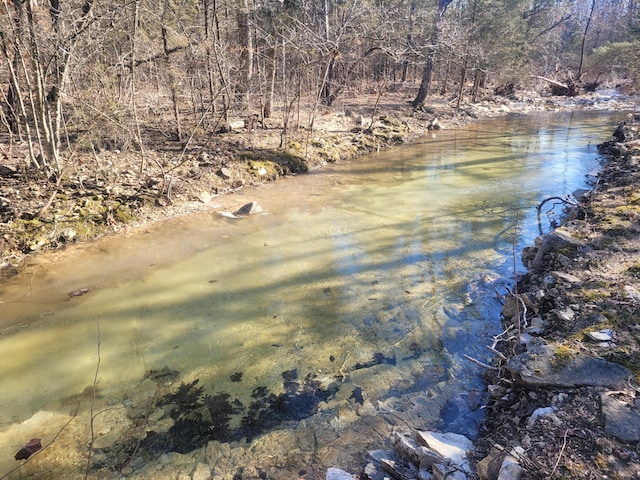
top-left (246, 160), bottom-right (281, 181)
top-left (550, 344), bottom-right (575, 371)
top-left (113, 203), bottom-right (136, 223)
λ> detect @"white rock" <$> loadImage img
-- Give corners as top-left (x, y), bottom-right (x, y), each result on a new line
top-left (527, 406), bottom-right (557, 428)
top-left (416, 431), bottom-right (473, 473)
top-left (326, 467), bottom-right (354, 480)
top-left (587, 329), bottom-right (614, 342)
top-left (497, 447), bottom-right (525, 480)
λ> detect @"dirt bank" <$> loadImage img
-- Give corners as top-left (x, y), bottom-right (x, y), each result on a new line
top-left (1, 87), bottom-right (636, 274)
top-left (473, 115), bottom-right (640, 479)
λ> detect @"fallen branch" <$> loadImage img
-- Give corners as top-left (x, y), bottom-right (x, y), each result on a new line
top-left (464, 354), bottom-right (498, 371)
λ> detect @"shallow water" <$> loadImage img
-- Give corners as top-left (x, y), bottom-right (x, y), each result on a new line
top-left (0, 111), bottom-right (625, 477)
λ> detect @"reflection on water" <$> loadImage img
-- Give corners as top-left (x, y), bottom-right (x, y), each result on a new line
top-left (0, 111), bottom-right (624, 477)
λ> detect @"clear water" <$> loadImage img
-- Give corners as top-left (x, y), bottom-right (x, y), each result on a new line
top-left (0, 111), bottom-right (624, 477)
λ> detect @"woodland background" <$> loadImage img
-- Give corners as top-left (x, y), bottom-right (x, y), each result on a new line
top-left (0, 0), bottom-right (639, 178)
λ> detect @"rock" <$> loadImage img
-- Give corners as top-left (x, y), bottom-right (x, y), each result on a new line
top-left (526, 406), bottom-right (558, 428)
top-left (432, 463), bottom-right (466, 480)
top-left (551, 271), bottom-right (581, 284)
top-left (601, 393), bottom-right (640, 443)
top-left (191, 463), bottom-right (211, 480)
top-left (507, 339), bottom-right (632, 388)
top-left (58, 227), bottom-right (77, 243)
top-left (530, 231), bottom-right (584, 273)
top-left (217, 167), bottom-right (233, 179)
top-left (587, 329), bottom-right (614, 342)
top-left (415, 431), bottom-right (473, 473)
top-left (326, 467), bottom-right (354, 480)
top-left (476, 447), bottom-right (505, 480)
top-left (234, 201), bottom-right (263, 216)
top-left (497, 447), bottom-right (525, 480)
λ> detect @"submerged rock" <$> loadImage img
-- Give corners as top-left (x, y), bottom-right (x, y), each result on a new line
top-left (234, 201), bottom-right (263, 216)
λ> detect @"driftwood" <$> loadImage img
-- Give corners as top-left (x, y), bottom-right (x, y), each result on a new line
top-left (533, 75), bottom-right (579, 97)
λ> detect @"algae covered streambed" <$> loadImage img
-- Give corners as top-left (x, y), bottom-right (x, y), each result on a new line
top-left (0, 112), bottom-right (626, 478)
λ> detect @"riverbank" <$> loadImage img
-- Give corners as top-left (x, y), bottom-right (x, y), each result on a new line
top-left (472, 115), bottom-right (640, 479)
top-left (1, 87), bottom-right (636, 273)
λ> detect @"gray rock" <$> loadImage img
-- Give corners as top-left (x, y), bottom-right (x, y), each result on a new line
top-left (551, 271), bottom-right (581, 284)
top-left (497, 448), bottom-right (525, 480)
top-left (507, 339), bottom-right (632, 388)
top-left (326, 467), bottom-right (354, 480)
top-left (416, 431), bottom-right (473, 473)
top-left (234, 201), bottom-right (263, 216)
top-left (601, 394), bottom-right (640, 443)
top-left (476, 447), bottom-right (505, 480)
top-left (587, 329), bottom-right (614, 342)
top-left (531, 231), bottom-right (584, 273)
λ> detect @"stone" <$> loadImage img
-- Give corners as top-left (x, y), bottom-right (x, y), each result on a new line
top-left (476, 447), bottom-right (505, 480)
top-left (217, 167), bottom-right (232, 179)
top-left (551, 271), bottom-right (581, 284)
top-left (415, 431), bottom-right (473, 473)
top-left (234, 201), bottom-right (263, 216)
top-left (601, 393), bottom-right (640, 443)
top-left (507, 339), bottom-right (632, 388)
top-left (531, 231), bottom-right (584, 273)
top-left (326, 467), bottom-right (354, 480)
top-left (58, 227), bottom-right (77, 243)
top-left (497, 449), bottom-right (525, 480)
top-left (191, 462), bottom-right (211, 480)
top-left (587, 329), bottom-right (614, 342)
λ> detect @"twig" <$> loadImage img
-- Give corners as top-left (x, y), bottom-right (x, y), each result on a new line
top-left (548, 428), bottom-right (569, 478)
top-left (464, 354), bottom-right (498, 371)
top-left (486, 345), bottom-right (508, 361)
top-left (84, 319), bottom-right (102, 479)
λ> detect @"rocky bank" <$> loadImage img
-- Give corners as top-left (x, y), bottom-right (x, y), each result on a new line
top-left (316, 115), bottom-right (640, 480)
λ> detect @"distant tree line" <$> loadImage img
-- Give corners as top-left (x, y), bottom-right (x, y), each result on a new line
top-left (0, 0), bottom-right (638, 174)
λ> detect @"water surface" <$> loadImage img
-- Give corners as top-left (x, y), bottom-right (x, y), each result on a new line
top-left (0, 111), bottom-right (623, 477)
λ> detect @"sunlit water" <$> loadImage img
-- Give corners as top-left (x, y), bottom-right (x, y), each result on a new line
top-left (0, 111), bottom-right (626, 478)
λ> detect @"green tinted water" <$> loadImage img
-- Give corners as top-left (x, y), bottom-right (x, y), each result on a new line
top-left (0, 111), bottom-right (624, 477)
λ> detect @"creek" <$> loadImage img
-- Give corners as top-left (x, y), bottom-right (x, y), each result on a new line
top-left (0, 111), bottom-right (626, 478)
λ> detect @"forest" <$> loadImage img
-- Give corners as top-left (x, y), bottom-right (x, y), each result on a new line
top-left (0, 0), bottom-right (638, 177)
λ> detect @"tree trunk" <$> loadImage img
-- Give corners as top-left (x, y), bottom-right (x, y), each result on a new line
top-left (237, 0), bottom-right (253, 108)
top-left (578, 0), bottom-right (597, 79)
top-left (412, 1), bottom-right (450, 109)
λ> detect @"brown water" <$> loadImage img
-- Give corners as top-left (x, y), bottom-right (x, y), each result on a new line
top-left (0, 111), bottom-right (624, 478)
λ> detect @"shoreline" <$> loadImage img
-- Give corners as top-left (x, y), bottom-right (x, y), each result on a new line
top-left (1, 89), bottom-right (637, 273)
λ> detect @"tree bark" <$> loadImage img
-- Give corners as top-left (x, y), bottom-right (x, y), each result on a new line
top-left (412, 1), bottom-right (450, 109)
top-left (578, 0), bottom-right (597, 79)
